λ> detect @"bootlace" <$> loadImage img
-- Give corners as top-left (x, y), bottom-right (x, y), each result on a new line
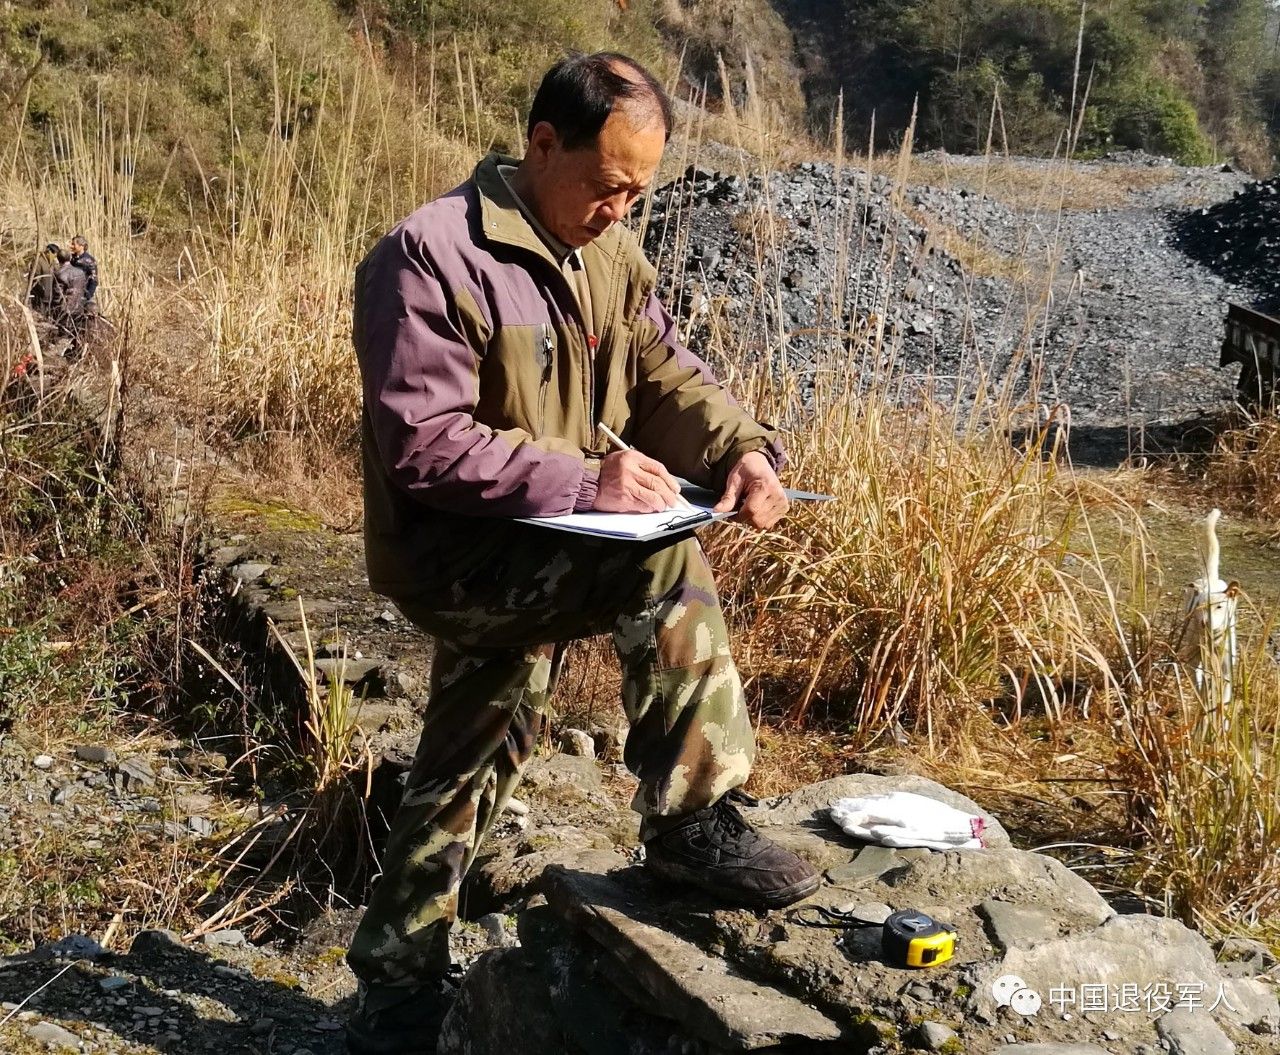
top-left (701, 794), bottom-right (764, 852)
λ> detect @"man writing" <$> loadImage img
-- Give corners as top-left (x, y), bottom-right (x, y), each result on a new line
top-left (347, 52), bottom-right (818, 1053)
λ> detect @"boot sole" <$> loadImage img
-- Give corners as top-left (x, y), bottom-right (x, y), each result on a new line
top-left (644, 855), bottom-right (822, 908)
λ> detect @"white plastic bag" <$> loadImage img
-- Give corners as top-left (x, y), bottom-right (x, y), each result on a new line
top-left (829, 791), bottom-right (986, 850)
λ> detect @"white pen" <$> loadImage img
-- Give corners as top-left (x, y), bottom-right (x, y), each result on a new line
top-left (597, 422), bottom-right (697, 513)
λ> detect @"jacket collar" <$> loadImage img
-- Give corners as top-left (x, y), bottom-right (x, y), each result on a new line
top-left (475, 152), bottom-right (563, 269)
top-left (474, 152), bottom-right (624, 271)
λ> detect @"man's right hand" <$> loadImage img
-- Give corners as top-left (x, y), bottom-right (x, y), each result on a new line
top-left (594, 450), bottom-right (682, 513)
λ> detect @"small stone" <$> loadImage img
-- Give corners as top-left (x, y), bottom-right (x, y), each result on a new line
top-left (187, 816), bottom-right (214, 838)
top-left (50, 784), bottom-right (78, 806)
top-left (395, 671), bottom-right (422, 697)
top-left (117, 755), bottom-right (155, 789)
top-left (75, 745), bottom-right (116, 765)
top-left (230, 561), bottom-right (271, 583)
top-left (825, 844), bottom-right (900, 886)
top-left (980, 899), bottom-right (1061, 950)
top-left (504, 797), bottom-right (529, 816)
top-left (377, 609), bottom-right (397, 623)
top-left (1218, 935), bottom-right (1275, 970)
top-left (175, 748), bottom-right (228, 774)
top-left (202, 928), bottom-right (245, 947)
top-left (213, 964), bottom-right (250, 979)
top-left (175, 792), bottom-right (214, 814)
top-left (915, 1020), bottom-right (957, 1051)
top-left (250, 1017), bottom-right (275, 1036)
top-left (313, 657), bottom-right (383, 689)
top-left (558, 728), bottom-right (596, 758)
top-left (44, 934), bottom-right (107, 961)
top-left (33, 754), bottom-right (54, 770)
top-left (833, 902), bottom-right (893, 925)
top-left (23, 1020), bottom-right (81, 1048)
top-left (98, 976), bottom-right (129, 992)
top-left (130, 929), bottom-right (182, 955)
top-left (134, 1005), bottom-right (164, 1016)
top-left (1157, 1007), bottom-right (1236, 1055)
top-left (588, 725), bottom-right (623, 758)
top-left (476, 913), bottom-right (515, 948)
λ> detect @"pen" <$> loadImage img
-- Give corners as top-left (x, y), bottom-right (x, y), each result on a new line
top-left (597, 423), bottom-right (697, 512)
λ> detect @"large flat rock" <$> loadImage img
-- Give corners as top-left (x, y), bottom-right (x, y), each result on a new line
top-left (973, 914), bottom-right (1280, 1033)
top-left (519, 905), bottom-right (726, 1054)
top-left (541, 864), bottom-right (847, 1050)
top-left (437, 947), bottom-right (565, 1054)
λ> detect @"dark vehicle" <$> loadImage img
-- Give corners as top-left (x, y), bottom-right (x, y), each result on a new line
top-left (1223, 302), bottom-right (1280, 408)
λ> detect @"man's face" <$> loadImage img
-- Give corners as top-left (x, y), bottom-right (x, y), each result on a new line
top-left (70, 241), bottom-right (85, 256)
top-left (523, 107), bottom-right (666, 249)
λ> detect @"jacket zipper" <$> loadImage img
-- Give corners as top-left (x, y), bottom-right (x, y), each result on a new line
top-left (514, 249), bottom-right (601, 446)
top-left (538, 323), bottom-right (553, 436)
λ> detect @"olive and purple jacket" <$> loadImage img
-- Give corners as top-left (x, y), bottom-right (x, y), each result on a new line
top-left (353, 153), bottom-right (783, 597)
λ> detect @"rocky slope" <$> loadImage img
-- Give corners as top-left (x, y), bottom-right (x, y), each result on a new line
top-left (6, 751), bottom-right (1278, 1053)
top-left (644, 152), bottom-right (1260, 455)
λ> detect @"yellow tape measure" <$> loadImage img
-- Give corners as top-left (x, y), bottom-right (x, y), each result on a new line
top-left (882, 909), bottom-right (957, 968)
top-left (790, 905), bottom-right (958, 969)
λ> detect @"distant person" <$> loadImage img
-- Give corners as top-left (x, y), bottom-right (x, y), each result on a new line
top-left (39, 235), bottom-right (99, 356)
top-left (57, 235), bottom-right (98, 315)
top-left (26, 243), bottom-right (62, 316)
top-left (346, 51), bottom-right (818, 1053)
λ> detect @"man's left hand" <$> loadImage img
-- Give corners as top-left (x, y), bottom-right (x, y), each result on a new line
top-left (712, 450), bottom-right (789, 530)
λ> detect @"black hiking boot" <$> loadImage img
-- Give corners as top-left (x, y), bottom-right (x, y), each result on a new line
top-left (642, 791), bottom-right (821, 908)
top-left (345, 980), bottom-right (454, 1055)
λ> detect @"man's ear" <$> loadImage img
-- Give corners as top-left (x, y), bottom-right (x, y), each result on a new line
top-left (525, 121), bottom-right (560, 164)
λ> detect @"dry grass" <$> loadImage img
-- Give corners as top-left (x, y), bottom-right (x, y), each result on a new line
top-left (1203, 412), bottom-right (1280, 529)
top-left (885, 154), bottom-right (1182, 212)
top-left (714, 374), bottom-right (1120, 742)
top-left (1111, 594), bottom-right (1280, 942)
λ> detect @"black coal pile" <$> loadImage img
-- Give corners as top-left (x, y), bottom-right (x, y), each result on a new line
top-left (1169, 177), bottom-right (1280, 312)
top-left (642, 163), bottom-right (1016, 409)
top-left (644, 158), bottom-right (1251, 438)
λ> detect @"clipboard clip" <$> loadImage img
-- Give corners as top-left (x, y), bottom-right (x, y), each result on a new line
top-left (660, 511), bottom-right (714, 532)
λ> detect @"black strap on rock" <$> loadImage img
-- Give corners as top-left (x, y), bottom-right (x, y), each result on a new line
top-left (787, 905), bottom-right (883, 930)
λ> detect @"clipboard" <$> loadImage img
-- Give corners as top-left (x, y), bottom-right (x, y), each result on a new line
top-left (515, 481), bottom-right (833, 542)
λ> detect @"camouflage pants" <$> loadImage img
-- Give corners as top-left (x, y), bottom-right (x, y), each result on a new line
top-left (346, 529), bottom-right (755, 987)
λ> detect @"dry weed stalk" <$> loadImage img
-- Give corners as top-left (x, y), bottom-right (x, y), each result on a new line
top-left (1113, 602), bottom-right (1280, 942)
top-left (187, 49), bottom-right (477, 444)
top-left (1204, 411), bottom-right (1280, 527)
top-left (269, 600), bottom-right (372, 791)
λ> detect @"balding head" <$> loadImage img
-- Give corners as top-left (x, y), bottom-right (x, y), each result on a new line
top-left (526, 52), bottom-right (672, 151)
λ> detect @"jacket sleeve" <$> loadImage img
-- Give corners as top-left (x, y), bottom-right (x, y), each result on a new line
top-left (626, 290), bottom-right (785, 491)
top-left (79, 254), bottom-right (98, 300)
top-left (355, 228), bottom-right (600, 516)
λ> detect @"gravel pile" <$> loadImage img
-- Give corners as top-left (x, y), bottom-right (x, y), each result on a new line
top-left (1170, 177), bottom-right (1280, 312)
top-left (643, 162), bottom-right (1001, 398)
top-left (644, 156), bottom-right (1255, 439)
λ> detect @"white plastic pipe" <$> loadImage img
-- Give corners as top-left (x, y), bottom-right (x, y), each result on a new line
top-left (1180, 509), bottom-right (1239, 709)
